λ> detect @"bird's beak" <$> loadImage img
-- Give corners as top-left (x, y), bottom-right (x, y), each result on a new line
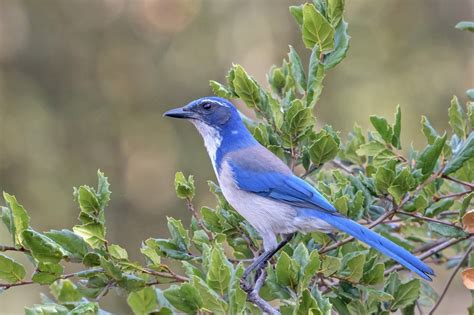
top-left (163, 107), bottom-right (195, 119)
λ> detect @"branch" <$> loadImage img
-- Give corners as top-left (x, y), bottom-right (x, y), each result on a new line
top-left (396, 211), bottom-right (464, 230)
top-left (429, 243), bottom-right (473, 315)
top-left (0, 245), bottom-right (29, 253)
top-left (247, 289), bottom-right (280, 315)
top-left (443, 175), bottom-right (474, 190)
top-left (433, 190), bottom-right (472, 202)
top-left (0, 269), bottom-right (92, 290)
top-left (385, 236), bottom-right (471, 275)
top-left (142, 268), bottom-right (189, 282)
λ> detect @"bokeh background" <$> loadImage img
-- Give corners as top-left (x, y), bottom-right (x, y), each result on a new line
top-left (0, 0), bottom-right (473, 313)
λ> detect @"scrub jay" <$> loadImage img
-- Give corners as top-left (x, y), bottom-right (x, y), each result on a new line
top-left (164, 97), bottom-right (434, 284)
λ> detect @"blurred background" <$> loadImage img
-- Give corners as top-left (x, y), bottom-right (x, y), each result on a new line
top-left (0, 0), bottom-right (473, 313)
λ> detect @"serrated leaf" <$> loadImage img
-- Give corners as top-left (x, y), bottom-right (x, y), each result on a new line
top-left (207, 245), bottom-right (232, 295)
top-left (232, 65), bottom-right (261, 109)
top-left (421, 116), bottom-right (439, 144)
top-left (362, 263), bottom-right (384, 285)
top-left (307, 46), bottom-right (326, 107)
top-left (327, 0), bottom-right (344, 26)
top-left (209, 80), bottom-right (234, 99)
top-left (340, 252), bottom-right (366, 282)
top-left (392, 105), bottom-right (402, 149)
top-left (276, 251), bottom-right (298, 288)
top-left (3, 192), bottom-right (30, 246)
top-left (174, 172), bottom-right (195, 200)
top-left (324, 20), bottom-right (350, 70)
top-left (347, 300), bottom-right (366, 315)
top-left (416, 134), bottom-right (447, 180)
top-left (302, 3), bottom-right (335, 53)
top-left (51, 279), bottom-right (82, 303)
top-left (191, 275), bottom-right (228, 313)
top-left (96, 170), bottom-right (111, 209)
top-left (69, 302), bottom-right (99, 315)
top-left (449, 95), bottom-right (467, 139)
top-left (309, 129), bottom-right (340, 166)
top-left (22, 229), bottom-right (64, 263)
top-left (167, 217), bottom-right (190, 252)
top-left (320, 255), bottom-right (341, 276)
top-left (288, 46), bottom-right (307, 93)
top-left (390, 279), bottom-right (420, 311)
top-left (444, 132), bottom-right (474, 175)
top-left (164, 284), bottom-right (203, 313)
top-left (370, 116), bottom-right (393, 144)
top-left (289, 5), bottom-right (304, 27)
top-left (45, 229), bottom-right (88, 262)
top-left (25, 304), bottom-right (69, 315)
top-left (127, 287), bottom-right (158, 315)
top-left (296, 289), bottom-right (322, 315)
top-left (229, 264), bottom-right (246, 315)
top-left (32, 262), bottom-right (63, 285)
top-left (73, 223), bottom-right (106, 249)
top-left (109, 244), bottom-right (128, 260)
top-left (0, 253), bottom-right (25, 283)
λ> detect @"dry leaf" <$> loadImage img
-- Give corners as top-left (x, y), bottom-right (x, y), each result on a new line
top-left (462, 268), bottom-right (474, 289)
top-left (462, 209), bottom-right (474, 233)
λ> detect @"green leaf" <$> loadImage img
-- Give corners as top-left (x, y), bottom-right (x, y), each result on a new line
top-left (164, 283), bottom-right (203, 313)
top-left (45, 229), bottom-right (88, 262)
top-left (367, 288), bottom-right (393, 313)
top-left (320, 255), bottom-right (341, 276)
top-left (374, 161), bottom-right (396, 193)
top-left (340, 252), bottom-right (366, 283)
top-left (22, 229), bottom-right (64, 263)
top-left (31, 262), bottom-right (63, 285)
top-left (109, 244), bottom-right (128, 260)
top-left (302, 250), bottom-right (321, 288)
top-left (118, 273), bottom-right (146, 292)
top-left (284, 99), bottom-right (314, 142)
top-left (307, 46), bottom-right (326, 107)
top-left (167, 217), bottom-right (190, 252)
top-left (427, 222), bottom-right (468, 238)
top-left (324, 20), bottom-right (350, 70)
top-left (302, 3), bottom-right (335, 53)
top-left (296, 289), bottom-right (322, 315)
top-left (68, 302), bottom-right (99, 315)
top-left (309, 129), bottom-right (340, 166)
top-left (444, 132), bottom-right (474, 175)
top-left (100, 256), bottom-right (123, 281)
top-left (229, 264), bottom-right (246, 315)
top-left (232, 64), bottom-right (261, 109)
top-left (209, 80), bottom-right (234, 99)
top-left (392, 105), bottom-right (402, 149)
top-left (449, 95), bottom-right (467, 139)
top-left (288, 46), bottom-right (307, 93)
top-left (327, 0), bottom-right (344, 26)
top-left (96, 170), bottom-right (111, 209)
top-left (424, 198), bottom-right (454, 217)
top-left (25, 304), bottom-right (69, 315)
top-left (73, 223), bottom-right (106, 249)
top-left (127, 287), bottom-right (158, 315)
top-left (77, 186), bottom-right (101, 221)
top-left (289, 5), bottom-right (303, 27)
top-left (455, 21), bottom-right (474, 32)
top-left (207, 245), bottom-right (232, 295)
top-left (174, 172), bottom-right (195, 200)
top-left (390, 279), bottom-right (420, 311)
top-left (191, 275), bottom-right (228, 313)
top-left (370, 116), bottom-right (393, 144)
top-left (276, 251), bottom-right (298, 288)
top-left (51, 279), bottom-right (83, 302)
top-left (362, 262), bottom-right (384, 285)
top-left (416, 134), bottom-right (447, 180)
top-left (3, 192), bottom-right (30, 246)
top-left (421, 115), bottom-right (439, 144)
top-left (0, 253), bottom-right (26, 283)
top-left (347, 300), bottom-right (366, 315)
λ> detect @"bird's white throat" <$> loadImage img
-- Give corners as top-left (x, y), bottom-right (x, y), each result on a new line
top-left (191, 120), bottom-right (222, 172)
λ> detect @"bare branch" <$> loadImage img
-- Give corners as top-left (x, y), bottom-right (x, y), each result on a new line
top-left (429, 244), bottom-right (473, 315)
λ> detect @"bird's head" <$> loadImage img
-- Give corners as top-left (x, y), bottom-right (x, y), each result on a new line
top-left (164, 97), bottom-right (242, 132)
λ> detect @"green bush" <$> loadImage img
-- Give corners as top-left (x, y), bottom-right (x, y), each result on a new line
top-left (1, 1), bottom-right (473, 314)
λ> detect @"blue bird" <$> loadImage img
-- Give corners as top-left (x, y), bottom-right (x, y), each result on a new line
top-left (164, 97), bottom-right (434, 282)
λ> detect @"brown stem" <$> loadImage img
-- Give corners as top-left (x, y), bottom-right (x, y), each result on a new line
top-left (186, 198), bottom-right (213, 240)
top-left (429, 244), bottom-right (473, 315)
top-left (433, 190), bottom-right (472, 202)
top-left (397, 211), bottom-right (464, 230)
top-left (142, 268), bottom-right (189, 282)
top-left (331, 160), bottom-right (355, 175)
top-left (0, 270), bottom-right (84, 290)
top-left (443, 175), bottom-right (474, 190)
top-left (0, 245), bottom-right (29, 253)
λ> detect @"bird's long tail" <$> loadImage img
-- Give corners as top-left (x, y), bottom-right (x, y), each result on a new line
top-left (299, 209), bottom-right (435, 280)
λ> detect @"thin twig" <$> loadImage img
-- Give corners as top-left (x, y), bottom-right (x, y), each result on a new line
top-left (397, 211), bottom-right (464, 230)
top-left (433, 190), bottom-right (472, 202)
top-left (385, 236), bottom-right (471, 275)
top-left (185, 198), bottom-right (213, 240)
top-left (443, 175), bottom-right (474, 190)
top-left (0, 270), bottom-right (85, 290)
top-left (95, 281), bottom-right (114, 301)
top-left (0, 245), bottom-right (29, 253)
top-left (429, 244), bottom-right (473, 315)
top-left (142, 268), bottom-right (189, 282)
top-left (331, 160), bottom-right (355, 175)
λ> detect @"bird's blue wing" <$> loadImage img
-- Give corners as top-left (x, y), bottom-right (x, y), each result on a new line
top-left (229, 161), bottom-right (336, 213)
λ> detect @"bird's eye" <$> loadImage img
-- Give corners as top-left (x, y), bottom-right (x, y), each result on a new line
top-left (202, 102), bottom-right (212, 110)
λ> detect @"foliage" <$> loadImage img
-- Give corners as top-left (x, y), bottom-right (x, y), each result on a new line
top-left (1, 1), bottom-right (473, 314)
